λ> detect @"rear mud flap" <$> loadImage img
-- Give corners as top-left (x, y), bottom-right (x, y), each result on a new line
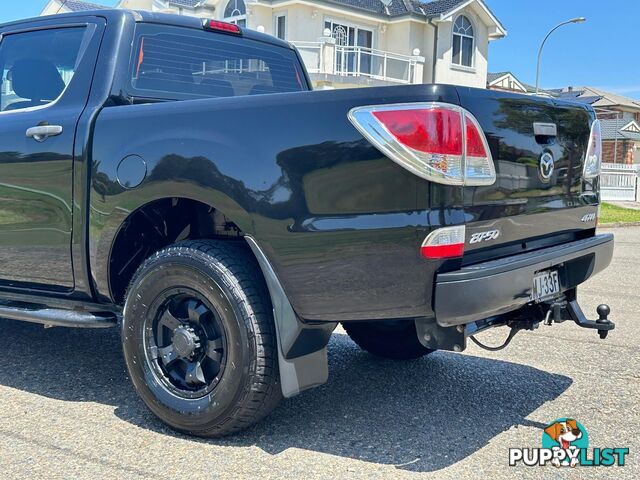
top-left (246, 236), bottom-right (336, 397)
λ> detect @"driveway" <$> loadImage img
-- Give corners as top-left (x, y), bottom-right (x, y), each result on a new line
top-left (0, 227), bottom-right (637, 479)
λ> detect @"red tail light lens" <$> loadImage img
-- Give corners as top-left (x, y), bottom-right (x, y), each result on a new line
top-left (372, 108), bottom-right (463, 155)
top-left (202, 19), bottom-right (241, 34)
top-left (422, 243), bottom-right (465, 259)
top-left (465, 116), bottom-right (486, 157)
top-left (420, 225), bottom-right (466, 259)
top-left (349, 103), bottom-right (495, 186)
top-left (464, 113), bottom-right (495, 183)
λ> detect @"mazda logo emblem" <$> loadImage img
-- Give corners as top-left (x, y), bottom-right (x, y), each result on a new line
top-left (539, 152), bottom-right (554, 181)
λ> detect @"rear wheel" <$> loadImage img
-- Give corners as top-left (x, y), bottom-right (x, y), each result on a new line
top-left (342, 320), bottom-right (435, 360)
top-left (122, 240), bottom-right (281, 437)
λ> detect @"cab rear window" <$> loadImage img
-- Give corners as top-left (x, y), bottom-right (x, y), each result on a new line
top-left (129, 24), bottom-right (306, 100)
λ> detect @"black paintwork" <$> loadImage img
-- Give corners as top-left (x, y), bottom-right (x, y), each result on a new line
top-left (435, 234), bottom-right (613, 326)
top-left (0, 10), bottom-right (600, 323)
top-left (0, 16), bottom-right (107, 291)
top-left (91, 85), bottom-right (459, 321)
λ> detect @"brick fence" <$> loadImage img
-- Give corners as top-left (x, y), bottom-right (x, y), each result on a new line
top-left (602, 140), bottom-right (634, 164)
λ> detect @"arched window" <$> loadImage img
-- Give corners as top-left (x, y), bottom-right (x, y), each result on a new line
top-left (224, 0), bottom-right (246, 27)
top-left (452, 15), bottom-right (474, 68)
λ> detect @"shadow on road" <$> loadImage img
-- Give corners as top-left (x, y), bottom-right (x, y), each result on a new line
top-left (0, 319), bottom-right (570, 472)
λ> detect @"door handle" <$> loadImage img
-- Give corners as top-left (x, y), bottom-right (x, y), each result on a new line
top-left (26, 125), bottom-right (63, 142)
top-left (533, 122), bottom-right (557, 145)
top-left (533, 122), bottom-right (557, 137)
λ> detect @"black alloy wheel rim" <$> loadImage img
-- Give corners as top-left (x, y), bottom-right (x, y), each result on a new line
top-left (144, 289), bottom-right (227, 399)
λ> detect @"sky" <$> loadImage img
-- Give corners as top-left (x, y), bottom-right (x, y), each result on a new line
top-left (486, 0), bottom-right (640, 99)
top-left (1, 0), bottom-right (639, 99)
top-left (0, 0), bottom-right (118, 22)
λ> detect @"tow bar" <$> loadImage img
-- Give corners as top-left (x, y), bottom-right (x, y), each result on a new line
top-left (417, 298), bottom-right (615, 353)
top-left (468, 300), bottom-right (615, 352)
top-left (545, 299), bottom-right (615, 339)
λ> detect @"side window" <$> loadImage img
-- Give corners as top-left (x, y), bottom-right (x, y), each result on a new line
top-left (130, 24), bottom-right (306, 100)
top-left (0, 27), bottom-right (88, 112)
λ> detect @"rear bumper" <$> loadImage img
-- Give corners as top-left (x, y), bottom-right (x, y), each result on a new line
top-left (434, 233), bottom-right (614, 326)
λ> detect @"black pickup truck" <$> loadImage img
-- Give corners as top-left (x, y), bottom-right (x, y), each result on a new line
top-left (0, 9), bottom-right (614, 436)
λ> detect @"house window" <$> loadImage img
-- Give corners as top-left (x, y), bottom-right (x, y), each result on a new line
top-left (275, 14), bottom-right (286, 40)
top-left (223, 0), bottom-right (246, 27)
top-left (324, 20), bottom-right (373, 75)
top-left (452, 15), bottom-right (474, 68)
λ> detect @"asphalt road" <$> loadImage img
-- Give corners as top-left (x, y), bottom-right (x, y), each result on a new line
top-left (0, 227), bottom-right (637, 479)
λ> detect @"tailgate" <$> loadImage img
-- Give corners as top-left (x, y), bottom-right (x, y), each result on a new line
top-left (455, 87), bottom-right (599, 259)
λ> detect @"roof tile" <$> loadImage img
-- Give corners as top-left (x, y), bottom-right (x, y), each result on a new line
top-left (601, 118), bottom-right (640, 141)
top-left (318, 0), bottom-right (468, 18)
top-left (166, 0), bottom-right (205, 7)
top-left (558, 87), bottom-right (640, 111)
top-left (63, 0), bottom-right (206, 11)
top-left (63, 0), bottom-right (110, 11)
top-left (63, 0), bottom-right (480, 20)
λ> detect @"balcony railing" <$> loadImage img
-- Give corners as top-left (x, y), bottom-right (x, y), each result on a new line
top-left (291, 41), bottom-right (323, 74)
top-left (291, 41), bottom-right (424, 85)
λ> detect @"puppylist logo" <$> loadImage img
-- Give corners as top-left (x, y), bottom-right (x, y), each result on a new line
top-left (509, 418), bottom-right (629, 468)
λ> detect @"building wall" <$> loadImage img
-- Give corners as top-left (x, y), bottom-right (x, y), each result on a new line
top-left (407, 21), bottom-right (433, 82)
top-left (381, 20), bottom-right (412, 56)
top-left (603, 139), bottom-right (637, 164)
top-left (267, 5), bottom-right (327, 41)
top-left (119, 0), bottom-right (216, 16)
top-left (433, 6), bottom-right (489, 88)
top-left (234, 2), bottom-right (489, 88)
top-left (246, 4), bottom-right (272, 32)
top-left (41, 0), bottom-right (67, 15)
top-left (488, 75), bottom-right (527, 93)
top-left (118, 0), bottom-right (154, 10)
top-left (43, 0), bottom-right (496, 89)
top-left (598, 110), bottom-right (640, 123)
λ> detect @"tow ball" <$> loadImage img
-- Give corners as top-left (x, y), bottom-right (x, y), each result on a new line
top-left (545, 299), bottom-right (615, 340)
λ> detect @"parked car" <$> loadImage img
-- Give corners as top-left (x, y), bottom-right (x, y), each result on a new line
top-left (0, 9), bottom-right (614, 437)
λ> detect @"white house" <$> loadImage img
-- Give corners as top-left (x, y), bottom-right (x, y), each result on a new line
top-left (487, 71), bottom-right (557, 97)
top-left (41, 0), bottom-right (506, 89)
top-left (487, 71), bottom-right (528, 93)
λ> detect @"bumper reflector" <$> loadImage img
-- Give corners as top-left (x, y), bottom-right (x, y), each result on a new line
top-left (421, 225), bottom-right (466, 259)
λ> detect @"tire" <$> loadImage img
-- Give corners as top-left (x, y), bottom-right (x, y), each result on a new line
top-left (342, 320), bottom-right (435, 360)
top-left (122, 239), bottom-right (281, 437)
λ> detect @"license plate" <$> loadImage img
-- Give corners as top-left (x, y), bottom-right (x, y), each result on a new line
top-left (531, 269), bottom-right (560, 301)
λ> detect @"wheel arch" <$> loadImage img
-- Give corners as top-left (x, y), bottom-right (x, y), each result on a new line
top-left (92, 195), bottom-right (251, 305)
top-left (91, 195), bottom-right (335, 398)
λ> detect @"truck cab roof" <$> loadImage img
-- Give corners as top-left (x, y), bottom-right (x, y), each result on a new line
top-left (0, 8), bottom-right (292, 51)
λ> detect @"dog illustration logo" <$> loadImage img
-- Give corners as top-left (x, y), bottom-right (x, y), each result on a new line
top-left (510, 418), bottom-right (628, 467)
top-left (542, 418), bottom-right (588, 467)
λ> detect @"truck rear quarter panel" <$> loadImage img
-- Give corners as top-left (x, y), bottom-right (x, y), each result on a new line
top-left (90, 85), bottom-right (460, 321)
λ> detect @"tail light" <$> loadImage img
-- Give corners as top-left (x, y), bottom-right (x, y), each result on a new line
top-left (348, 103), bottom-right (496, 186)
top-left (584, 119), bottom-right (602, 179)
top-left (202, 19), bottom-right (241, 34)
top-left (420, 225), bottom-right (466, 259)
